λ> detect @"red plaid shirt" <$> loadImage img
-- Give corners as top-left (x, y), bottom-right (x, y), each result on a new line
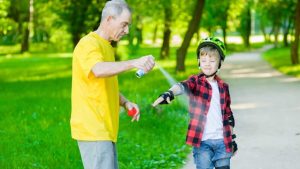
top-left (181, 73), bottom-right (234, 152)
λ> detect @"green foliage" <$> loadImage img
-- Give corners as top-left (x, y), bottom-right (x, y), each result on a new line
top-left (256, 0), bottom-right (297, 45)
top-left (201, 0), bottom-right (230, 34)
top-left (0, 0), bottom-right (18, 44)
top-left (263, 47), bottom-right (300, 77)
top-left (237, 0), bottom-right (252, 47)
top-left (53, 0), bottom-right (106, 46)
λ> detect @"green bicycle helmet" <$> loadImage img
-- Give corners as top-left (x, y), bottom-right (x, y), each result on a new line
top-left (197, 37), bottom-right (226, 61)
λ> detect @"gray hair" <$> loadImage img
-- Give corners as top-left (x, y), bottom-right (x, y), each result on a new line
top-left (101, 0), bottom-right (131, 21)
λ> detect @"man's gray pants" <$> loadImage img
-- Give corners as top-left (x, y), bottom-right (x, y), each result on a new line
top-left (78, 141), bottom-right (118, 169)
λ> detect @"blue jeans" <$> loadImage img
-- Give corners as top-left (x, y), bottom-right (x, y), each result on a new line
top-left (193, 139), bottom-right (232, 169)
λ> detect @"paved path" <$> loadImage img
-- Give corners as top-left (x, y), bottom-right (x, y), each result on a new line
top-left (182, 46), bottom-right (300, 169)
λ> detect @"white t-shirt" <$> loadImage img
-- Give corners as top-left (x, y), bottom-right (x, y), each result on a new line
top-left (202, 80), bottom-right (224, 141)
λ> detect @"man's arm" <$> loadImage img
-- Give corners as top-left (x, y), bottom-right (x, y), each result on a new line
top-left (92, 55), bottom-right (155, 77)
top-left (119, 93), bottom-right (129, 108)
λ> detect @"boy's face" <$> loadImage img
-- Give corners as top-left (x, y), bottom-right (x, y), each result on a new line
top-left (198, 50), bottom-right (220, 76)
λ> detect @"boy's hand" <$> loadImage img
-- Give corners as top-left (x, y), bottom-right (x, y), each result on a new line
top-left (232, 134), bottom-right (238, 156)
top-left (125, 102), bottom-right (140, 122)
top-left (152, 91), bottom-right (174, 107)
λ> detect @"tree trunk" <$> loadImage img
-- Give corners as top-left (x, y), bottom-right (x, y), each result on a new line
top-left (111, 41), bottom-right (120, 61)
top-left (21, 0), bottom-right (32, 53)
top-left (160, 29), bottom-right (171, 59)
top-left (21, 26), bottom-right (30, 53)
top-left (196, 29), bottom-right (200, 43)
top-left (283, 17), bottom-right (292, 47)
top-left (176, 0), bottom-right (205, 72)
top-left (245, 7), bottom-right (251, 48)
top-left (160, 6), bottom-right (172, 60)
top-left (152, 24), bottom-right (158, 44)
top-left (291, 0), bottom-right (300, 65)
top-left (260, 20), bottom-right (268, 43)
top-left (29, 0), bottom-right (34, 39)
top-left (135, 15), bottom-right (143, 48)
top-left (273, 24), bottom-right (280, 48)
top-left (72, 33), bottom-right (81, 48)
top-left (222, 26), bottom-right (227, 46)
top-left (135, 27), bottom-right (143, 48)
top-left (70, 0), bottom-right (90, 48)
top-left (222, 2), bottom-right (230, 46)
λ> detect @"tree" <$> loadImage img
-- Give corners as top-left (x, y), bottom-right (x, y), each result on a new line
top-left (56, 0), bottom-right (105, 47)
top-left (256, 1), bottom-right (271, 43)
top-left (281, 0), bottom-right (297, 47)
top-left (201, 0), bottom-right (231, 45)
top-left (238, 1), bottom-right (252, 48)
top-left (257, 0), bottom-right (296, 47)
top-left (291, 0), bottom-right (300, 64)
top-left (0, 0), bottom-right (18, 45)
top-left (160, 0), bottom-right (172, 59)
top-left (176, 0), bottom-right (205, 72)
top-left (7, 0), bottom-right (30, 52)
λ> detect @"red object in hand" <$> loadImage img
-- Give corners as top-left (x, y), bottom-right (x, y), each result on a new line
top-left (127, 107), bottom-right (137, 117)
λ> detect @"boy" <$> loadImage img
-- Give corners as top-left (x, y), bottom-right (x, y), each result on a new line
top-left (152, 37), bottom-right (237, 169)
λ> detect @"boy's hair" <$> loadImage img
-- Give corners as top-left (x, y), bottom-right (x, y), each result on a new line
top-left (101, 0), bottom-right (131, 21)
top-left (199, 46), bottom-right (220, 60)
top-left (197, 37), bottom-right (226, 61)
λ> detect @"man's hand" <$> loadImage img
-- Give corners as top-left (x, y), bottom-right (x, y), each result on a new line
top-left (152, 91), bottom-right (174, 107)
top-left (125, 101), bottom-right (140, 122)
top-left (133, 55), bottom-right (155, 73)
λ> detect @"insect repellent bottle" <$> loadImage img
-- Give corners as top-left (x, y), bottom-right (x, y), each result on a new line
top-left (136, 69), bottom-right (145, 78)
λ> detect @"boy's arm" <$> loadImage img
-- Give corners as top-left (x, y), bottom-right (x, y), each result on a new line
top-left (152, 83), bottom-right (184, 107)
top-left (225, 85), bottom-right (238, 155)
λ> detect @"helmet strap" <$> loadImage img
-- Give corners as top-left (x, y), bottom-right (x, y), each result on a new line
top-left (204, 69), bottom-right (219, 78)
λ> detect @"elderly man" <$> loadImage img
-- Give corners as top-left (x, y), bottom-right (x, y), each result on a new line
top-left (70, 0), bottom-right (155, 168)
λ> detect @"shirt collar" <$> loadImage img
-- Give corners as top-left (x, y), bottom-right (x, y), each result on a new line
top-left (197, 73), bottom-right (225, 85)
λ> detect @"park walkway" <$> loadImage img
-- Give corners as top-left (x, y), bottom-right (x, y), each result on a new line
top-left (182, 46), bottom-right (300, 169)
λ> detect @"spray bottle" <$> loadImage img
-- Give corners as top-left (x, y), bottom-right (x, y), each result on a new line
top-left (136, 69), bottom-right (145, 78)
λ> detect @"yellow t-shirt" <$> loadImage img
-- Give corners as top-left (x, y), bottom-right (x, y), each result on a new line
top-left (70, 32), bottom-right (119, 142)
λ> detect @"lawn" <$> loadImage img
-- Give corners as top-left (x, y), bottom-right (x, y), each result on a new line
top-left (0, 41), bottom-right (273, 168)
top-left (0, 47), bottom-right (194, 169)
top-left (263, 47), bottom-right (300, 78)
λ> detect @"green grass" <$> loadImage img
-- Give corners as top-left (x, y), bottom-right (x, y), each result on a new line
top-left (0, 44), bottom-right (20, 55)
top-left (0, 47), bottom-right (194, 169)
top-left (1, 41), bottom-right (281, 168)
top-left (263, 47), bottom-right (300, 78)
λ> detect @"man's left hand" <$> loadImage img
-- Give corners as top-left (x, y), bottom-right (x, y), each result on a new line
top-left (125, 101), bottom-right (140, 122)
